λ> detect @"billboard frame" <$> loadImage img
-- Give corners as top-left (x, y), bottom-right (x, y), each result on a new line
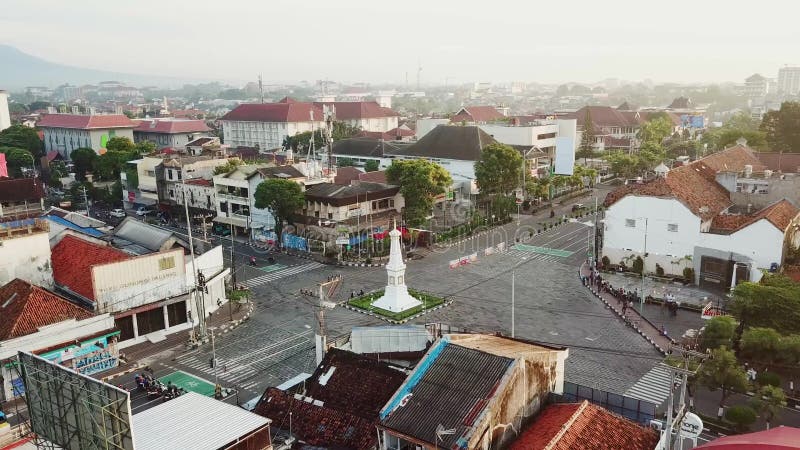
top-left (17, 352), bottom-right (134, 450)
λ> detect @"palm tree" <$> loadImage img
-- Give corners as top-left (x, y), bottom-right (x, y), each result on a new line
top-left (752, 385), bottom-right (787, 429)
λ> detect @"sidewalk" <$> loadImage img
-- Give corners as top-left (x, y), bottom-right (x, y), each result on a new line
top-left (599, 270), bottom-right (728, 309)
top-left (99, 300), bottom-right (254, 381)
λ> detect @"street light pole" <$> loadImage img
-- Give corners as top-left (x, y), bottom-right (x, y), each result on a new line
top-left (640, 218), bottom-right (648, 314)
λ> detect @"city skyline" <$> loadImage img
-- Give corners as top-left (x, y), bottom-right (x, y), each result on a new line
top-left (2, 0), bottom-right (799, 87)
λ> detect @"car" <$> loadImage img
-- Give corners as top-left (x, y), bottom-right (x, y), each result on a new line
top-left (212, 223), bottom-right (231, 236)
top-left (110, 208), bottom-right (126, 218)
top-left (571, 203), bottom-right (587, 212)
top-left (136, 207), bottom-right (153, 216)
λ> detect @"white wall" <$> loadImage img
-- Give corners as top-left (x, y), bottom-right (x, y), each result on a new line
top-left (0, 313), bottom-right (114, 400)
top-left (698, 220), bottom-right (785, 271)
top-left (184, 245), bottom-right (229, 322)
top-left (0, 91), bottom-right (10, 132)
top-left (92, 249), bottom-right (187, 313)
top-left (0, 231), bottom-right (53, 288)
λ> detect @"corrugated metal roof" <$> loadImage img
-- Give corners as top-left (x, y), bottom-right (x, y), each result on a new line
top-left (381, 343), bottom-right (513, 448)
top-left (624, 365), bottom-right (673, 406)
top-left (132, 392), bottom-right (270, 450)
top-left (112, 218), bottom-right (176, 252)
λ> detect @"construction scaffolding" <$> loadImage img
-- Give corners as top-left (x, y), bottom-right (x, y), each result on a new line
top-left (18, 352), bottom-right (134, 450)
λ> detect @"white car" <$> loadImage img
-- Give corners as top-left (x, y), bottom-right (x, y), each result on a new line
top-left (110, 209), bottom-right (126, 218)
top-left (135, 207), bottom-right (152, 216)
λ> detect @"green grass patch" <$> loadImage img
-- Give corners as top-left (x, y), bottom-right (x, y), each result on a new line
top-left (348, 288), bottom-right (446, 321)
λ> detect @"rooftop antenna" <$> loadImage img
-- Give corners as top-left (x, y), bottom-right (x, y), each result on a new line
top-left (308, 110), bottom-right (317, 179)
top-left (258, 74), bottom-right (264, 104)
top-left (416, 59), bottom-right (422, 91)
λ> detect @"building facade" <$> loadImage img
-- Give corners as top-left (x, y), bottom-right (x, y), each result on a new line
top-left (219, 101), bottom-right (324, 151)
top-left (314, 101), bottom-right (399, 132)
top-left (37, 114), bottom-right (137, 157)
top-left (0, 219), bottom-right (53, 288)
top-left (778, 66), bottom-right (800, 97)
top-left (133, 119), bottom-right (212, 150)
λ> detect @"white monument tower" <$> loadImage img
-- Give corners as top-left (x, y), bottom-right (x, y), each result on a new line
top-left (372, 224), bottom-right (422, 313)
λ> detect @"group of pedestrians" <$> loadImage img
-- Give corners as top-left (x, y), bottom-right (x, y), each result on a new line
top-left (350, 289), bottom-right (365, 299)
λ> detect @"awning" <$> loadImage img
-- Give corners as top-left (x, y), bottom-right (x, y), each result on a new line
top-left (212, 216), bottom-right (247, 227)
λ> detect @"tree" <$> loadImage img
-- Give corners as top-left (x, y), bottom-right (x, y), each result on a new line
top-left (730, 276), bottom-right (800, 335)
top-left (385, 159), bottom-right (452, 227)
top-left (725, 405), bottom-right (757, 433)
top-left (70, 148), bottom-right (97, 181)
top-left (751, 385), bottom-right (787, 429)
top-left (577, 109), bottom-right (596, 164)
top-left (0, 147), bottom-right (35, 177)
top-left (0, 125), bottom-right (44, 158)
top-left (213, 159), bottom-right (243, 175)
top-left (331, 121), bottom-right (361, 141)
top-left (702, 316), bottom-right (738, 350)
top-left (105, 136), bottom-right (135, 153)
top-left (761, 102), bottom-right (800, 152)
top-left (740, 327), bottom-right (782, 365)
top-left (28, 101), bottom-right (51, 111)
top-left (122, 110), bottom-right (135, 119)
top-left (337, 158), bottom-right (356, 167)
top-left (605, 151), bottom-right (639, 178)
top-left (253, 179), bottom-right (305, 247)
top-left (699, 346), bottom-right (749, 416)
top-left (364, 160), bottom-right (380, 172)
top-left (475, 143), bottom-right (523, 196)
top-left (638, 116), bottom-right (673, 146)
top-left (93, 150), bottom-right (137, 181)
top-left (134, 140), bottom-right (157, 155)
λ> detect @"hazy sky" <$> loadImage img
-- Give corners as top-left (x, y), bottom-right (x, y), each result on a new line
top-left (3, 0), bottom-right (799, 86)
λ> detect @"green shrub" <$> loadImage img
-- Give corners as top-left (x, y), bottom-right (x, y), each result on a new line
top-left (601, 256), bottom-right (611, 268)
top-left (756, 371), bottom-right (782, 388)
top-left (632, 256), bottom-right (644, 274)
top-left (724, 405), bottom-right (756, 433)
top-left (655, 263), bottom-right (665, 276)
top-left (683, 267), bottom-right (695, 281)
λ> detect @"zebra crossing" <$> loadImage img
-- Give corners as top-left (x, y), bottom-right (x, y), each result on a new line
top-left (174, 329), bottom-right (316, 392)
top-left (240, 262), bottom-right (326, 288)
top-left (502, 247), bottom-right (567, 263)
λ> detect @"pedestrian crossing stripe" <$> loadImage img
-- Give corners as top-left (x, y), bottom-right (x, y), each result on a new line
top-left (240, 262), bottom-right (325, 287)
top-left (513, 244), bottom-right (573, 257)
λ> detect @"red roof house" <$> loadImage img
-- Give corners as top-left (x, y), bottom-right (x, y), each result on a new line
top-left (451, 106), bottom-right (505, 123)
top-left (510, 400), bottom-right (659, 450)
top-left (133, 119), bottom-right (211, 134)
top-left (313, 101), bottom-right (399, 120)
top-left (0, 278), bottom-right (94, 340)
top-left (220, 103), bottom-right (324, 123)
top-left (37, 114), bottom-right (137, 130)
top-left (51, 235), bottom-right (130, 301)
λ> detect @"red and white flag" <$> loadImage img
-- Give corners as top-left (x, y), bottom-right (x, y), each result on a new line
top-left (0, 153), bottom-right (8, 178)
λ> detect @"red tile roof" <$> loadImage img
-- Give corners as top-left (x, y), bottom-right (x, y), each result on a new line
top-left (569, 106), bottom-right (682, 129)
top-left (359, 170), bottom-right (387, 184)
top-left (133, 119), bottom-right (210, 134)
top-left (452, 106), bottom-right (505, 123)
top-left (38, 114), bottom-right (137, 129)
top-left (756, 152), bottom-right (800, 173)
top-left (0, 278), bottom-right (94, 340)
top-left (314, 101), bottom-right (399, 120)
top-left (254, 387), bottom-right (377, 449)
top-left (51, 235), bottom-right (130, 301)
top-left (333, 166), bottom-right (361, 185)
top-left (0, 177), bottom-right (46, 203)
top-left (184, 178), bottom-right (212, 187)
top-left (510, 401), bottom-right (659, 450)
top-left (604, 144), bottom-right (765, 221)
top-left (710, 200), bottom-right (799, 234)
top-left (220, 102), bottom-right (323, 123)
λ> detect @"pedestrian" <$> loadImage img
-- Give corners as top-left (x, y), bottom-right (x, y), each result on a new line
top-left (359, 289), bottom-right (364, 296)
top-left (622, 302), bottom-right (627, 315)
top-left (350, 291), bottom-right (355, 299)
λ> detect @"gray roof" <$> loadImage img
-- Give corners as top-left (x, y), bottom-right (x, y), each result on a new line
top-left (257, 165), bottom-right (305, 179)
top-left (389, 125), bottom-right (497, 161)
top-left (331, 137), bottom-right (411, 158)
top-left (133, 392), bottom-right (270, 450)
top-left (381, 343), bottom-right (513, 448)
top-left (112, 218), bottom-right (188, 253)
top-left (304, 182), bottom-right (400, 206)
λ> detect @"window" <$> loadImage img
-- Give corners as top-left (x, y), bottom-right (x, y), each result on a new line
top-left (167, 170), bottom-right (173, 180)
top-left (169, 189), bottom-right (175, 199)
top-left (625, 219), bottom-right (636, 228)
top-left (158, 256), bottom-right (175, 271)
top-left (328, 213), bottom-right (333, 219)
top-left (668, 223), bottom-right (678, 232)
top-left (537, 132), bottom-right (557, 140)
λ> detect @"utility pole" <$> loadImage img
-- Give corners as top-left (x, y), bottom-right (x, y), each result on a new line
top-left (183, 180), bottom-right (206, 340)
top-left (661, 347), bottom-right (706, 450)
top-left (230, 223), bottom-right (236, 285)
top-left (641, 218), bottom-right (648, 313)
top-left (82, 185), bottom-right (90, 217)
top-left (258, 74), bottom-right (264, 104)
top-left (511, 271), bottom-right (515, 338)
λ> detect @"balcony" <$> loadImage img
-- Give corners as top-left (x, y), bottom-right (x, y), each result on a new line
top-left (217, 192), bottom-right (249, 203)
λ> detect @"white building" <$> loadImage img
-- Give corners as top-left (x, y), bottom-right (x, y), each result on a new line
top-left (0, 279), bottom-right (116, 401)
top-left (133, 118), bottom-right (212, 150)
top-left (0, 219), bottom-right (53, 288)
top-left (313, 101), bottom-right (399, 132)
top-left (602, 145), bottom-right (800, 290)
top-left (478, 118), bottom-right (577, 155)
top-left (212, 164), bottom-right (307, 236)
top-left (0, 90), bottom-right (10, 132)
top-left (778, 66), bottom-right (800, 97)
top-left (219, 99), bottom-right (324, 151)
top-left (37, 113), bottom-right (137, 158)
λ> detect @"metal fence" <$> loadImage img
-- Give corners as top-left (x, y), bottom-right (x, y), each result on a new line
top-left (556, 382), bottom-right (658, 424)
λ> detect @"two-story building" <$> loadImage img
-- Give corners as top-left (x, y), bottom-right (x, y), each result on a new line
top-left (313, 101), bottom-right (399, 132)
top-left (0, 177), bottom-right (46, 220)
top-left (133, 118), bottom-right (211, 150)
top-left (566, 105), bottom-right (682, 152)
top-left (37, 113), bottom-right (137, 157)
top-left (212, 164), bottom-right (307, 238)
top-left (602, 144), bottom-right (800, 291)
top-left (160, 155), bottom-right (233, 215)
top-left (0, 218), bottom-right (53, 288)
top-left (296, 180), bottom-right (404, 246)
top-left (219, 99), bottom-right (324, 151)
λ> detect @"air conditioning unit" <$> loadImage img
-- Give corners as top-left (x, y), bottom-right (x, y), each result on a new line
top-left (649, 420), bottom-right (664, 431)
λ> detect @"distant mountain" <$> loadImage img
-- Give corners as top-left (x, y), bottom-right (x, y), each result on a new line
top-left (0, 44), bottom-right (208, 91)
